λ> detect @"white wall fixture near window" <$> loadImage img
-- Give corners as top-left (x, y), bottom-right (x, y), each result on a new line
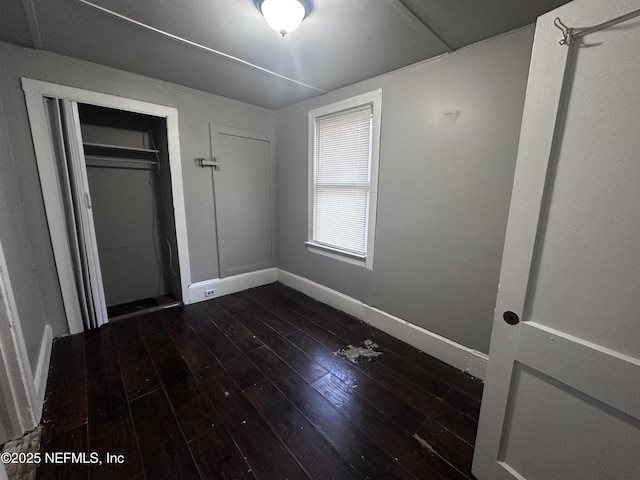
top-left (306, 90), bottom-right (382, 269)
top-left (261, 0), bottom-right (306, 36)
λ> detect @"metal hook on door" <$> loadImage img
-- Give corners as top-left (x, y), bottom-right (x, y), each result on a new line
top-left (554, 17), bottom-right (573, 46)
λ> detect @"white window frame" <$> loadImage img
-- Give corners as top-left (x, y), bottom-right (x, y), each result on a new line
top-left (306, 89), bottom-right (382, 269)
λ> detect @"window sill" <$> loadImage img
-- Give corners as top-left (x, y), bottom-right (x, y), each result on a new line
top-left (305, 242), bottom-right (368, 268)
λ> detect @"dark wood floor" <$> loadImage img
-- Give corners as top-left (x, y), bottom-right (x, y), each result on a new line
top-left (37, 282), bottom-right (483, 479)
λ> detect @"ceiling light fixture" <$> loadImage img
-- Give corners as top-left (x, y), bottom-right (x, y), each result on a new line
top-left (261, 0), bottom-right (306, 37)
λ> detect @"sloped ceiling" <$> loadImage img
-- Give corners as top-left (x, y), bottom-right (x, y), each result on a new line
top-left (0, 0), bottom-right (571, 109)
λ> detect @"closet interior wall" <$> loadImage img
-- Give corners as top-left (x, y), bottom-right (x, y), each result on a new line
top-left (78, 104), bottom-right (180, 311)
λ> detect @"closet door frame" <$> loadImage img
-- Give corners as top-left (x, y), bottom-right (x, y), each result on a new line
top-left (22, 78), bottom-right (192, 334)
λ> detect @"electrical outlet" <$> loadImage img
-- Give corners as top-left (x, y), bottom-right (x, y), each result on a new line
top-left (204, 289), bottom-right (215, 298)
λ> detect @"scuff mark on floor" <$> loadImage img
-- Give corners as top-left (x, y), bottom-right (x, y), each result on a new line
top-left (412, 432), bottom-right (436, 455)
top-left (334, 339), bottom-right (382, 363)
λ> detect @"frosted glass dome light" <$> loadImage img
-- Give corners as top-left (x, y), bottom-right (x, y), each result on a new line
top-left (261, 0), bottom-right (306, 37)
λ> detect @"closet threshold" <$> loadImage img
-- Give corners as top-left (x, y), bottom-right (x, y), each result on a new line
top-left (108, 299), bottom-right (182, 322)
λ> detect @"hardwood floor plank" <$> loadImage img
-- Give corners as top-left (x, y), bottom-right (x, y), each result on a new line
top-left (84, 328), bottom-right (143, 479)
top-left (135, 313), bottom-right (191, 386)
top-left (215, 292), bottom-right (262, 316)
top-left (136, 313), bottom-right (218, 442)
top-left (208, 310), bottom-right (265, 354)
top-left (247, 346), bottom-right (393, 478)
top-left (251, 287), bottom-right (374, 371)
top-left (40, 334), bottom-right (87, 445)
top-left (196, 363), bottom-right (310, 480)
top-left (162, 310), bottom-right (290, 478)
top-left (365, 360), bottom-right (478, 444)
top-left (243, 381), bottom-right (363, 480)
top-left (40, 284), bottom-right (482, 479)
top-left (235, 312), bottom-right (329, 383)
top-left (37, 424), bottom-right (88, 480)
top-left (383, 462), bottom-right (424, 479)
top-left (442, 387), bottom-right (482, 422)
top-left (110, 319), bottom-right (161, 400)
top-left (263, 284), bottom-right (485, 400)
top-left (375, 343), bottom-right (484, 401)
top-left (340, 368), bottom-right (426, 434)
top-left (178, 308), bottom-right (310, 478)
top-left (268, 286), bottom-right (362, 336)
top-left (160, 309), bottom-right (219, 373)
top-left (284, 328), bottom-right (429, 434)
top-left (196, 299), bottom-right (228, 323)
top-left (313, 373), bottom-right (469, 480)
top-left (370, 352), bottom-right (452, 399)
top-left (366, 359), bottom-right (449, 403)
top-left (237, 296), bottom-right (298, 335)
top-left (264, 323), bottom-right (426, 434)
top-left (366, 359), bottom-right (479, 445)
top-left (284, 328), bottom-right (363, 384)
top-left (416, 417), bottom-right (476, 479)
top-left (189, 426), bottom-right (256, 480)
top-left (188, 313), bottom-right (266, 389)
top-left (166, 309), bottom-right (310, 479)
top-left (176, 303), bottom-right (206, 319)
top-left (252, 291), bottom-right (348, 352)
top-left (130, 389), bottom-right (200, 480)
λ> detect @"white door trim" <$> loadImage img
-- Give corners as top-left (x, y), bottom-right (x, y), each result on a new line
top-left (0, 240), bottom-right (39, 443)
top-left (21, 78), bottom-right (192, 333)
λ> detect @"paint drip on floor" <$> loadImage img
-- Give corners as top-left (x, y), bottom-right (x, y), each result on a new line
top-left (412, 433), bottom-right (437, 455)
top-left (334, 339), bottom-right (382, 363)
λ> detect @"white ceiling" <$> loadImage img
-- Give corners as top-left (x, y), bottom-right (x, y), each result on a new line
top-left (1, 0), bottom-right (571, 109)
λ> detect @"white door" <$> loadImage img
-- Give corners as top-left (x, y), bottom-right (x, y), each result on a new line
top-left (473, 2), bottom-right (640, 479)
top-left (210, 125), bottom-right (275, 278)
top-left (60, 100), bottom-right (109, 329)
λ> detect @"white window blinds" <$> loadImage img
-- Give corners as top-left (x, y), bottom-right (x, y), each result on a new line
top-left (313, 104), bottom-right (373, 256)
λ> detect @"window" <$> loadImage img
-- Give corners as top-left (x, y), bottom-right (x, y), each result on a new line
top-left (306, 90), bottom-right (382, 269)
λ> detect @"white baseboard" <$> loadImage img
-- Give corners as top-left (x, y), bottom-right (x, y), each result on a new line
top-left (276, 270), bottom-right (366, 319)
top-left (277, 269), bottom-right (488, 380)
top-left (188, 268), bottom-right (278, 304)
top-left (34, 324), bottom-right (52, 419)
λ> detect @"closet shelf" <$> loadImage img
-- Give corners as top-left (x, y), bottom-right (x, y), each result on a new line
top-left (83, 142), bottom-right (160, 154)
top-left (85, 155), bottom-right (158, 170)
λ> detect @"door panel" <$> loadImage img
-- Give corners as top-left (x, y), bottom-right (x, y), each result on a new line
top-left (211, 125), bottom-right (275, 278)
top-left (473, 2), bottom-right (640, 479)
top-left (527, 17), bottom-right (640, 357)
top-left (500, 365), bottom-right (640, 480)
top-left (61, 100), bottom-right (109, 329)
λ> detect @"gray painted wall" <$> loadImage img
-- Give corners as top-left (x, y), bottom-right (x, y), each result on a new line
top-left (0, 24), bottom-right (532, 371)
top-left (0, 41), bottom-right (274, 371)
top-left (276, 27), bottom-right (535, 354)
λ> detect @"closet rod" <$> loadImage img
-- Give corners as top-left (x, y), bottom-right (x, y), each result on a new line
top-left (83, 142), bottom-right (160, 154)
top-left (85, 155), bottom-right (158, 165)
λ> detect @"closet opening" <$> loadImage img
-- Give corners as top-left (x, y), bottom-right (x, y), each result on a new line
top-left (24, 79), bottom-right (191, 334)
top-left (77, 104), bottom-right (182, 320)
